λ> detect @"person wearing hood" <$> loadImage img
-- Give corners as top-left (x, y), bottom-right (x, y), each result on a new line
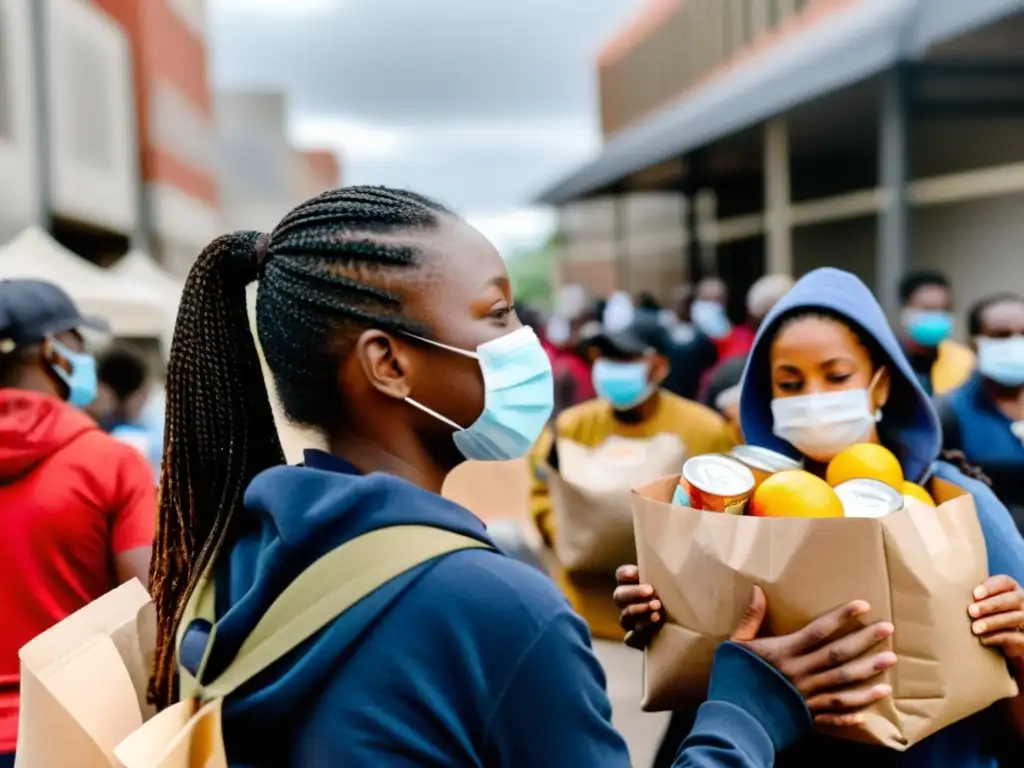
top-left (897, 270), bottom-right (975, 396)
top-left (0, 280), bottom-right (156, 763)
top-left (615, 267), bottom-right (1024, 767)
top-left (146, 187), bottom-right (897, 768)
top-left (937, 293), bottom-right (1024, 531)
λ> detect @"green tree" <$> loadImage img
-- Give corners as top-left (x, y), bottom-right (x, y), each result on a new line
top-left (507, 237), bottom-right (558, 311)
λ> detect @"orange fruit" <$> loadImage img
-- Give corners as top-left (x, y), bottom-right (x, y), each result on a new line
top-left (826, 443), bottom-right (904, 491)
top-left (902, 481), bottom-right (936, 507)
top-left (749, 470), bottom-right (845, 518)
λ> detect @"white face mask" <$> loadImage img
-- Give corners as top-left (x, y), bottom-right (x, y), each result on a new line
top-left (770, 375), bottom-right (883, 463)
top-left (977, 336), bottom-right (1024, 388)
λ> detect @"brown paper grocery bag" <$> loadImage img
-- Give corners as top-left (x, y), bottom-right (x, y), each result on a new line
top-left (549, 435), bottom-right (685, 573)
top-left (114, 699), bottom-right (227, 768)
top-left (15, 579), bottom-right (155, 767)
top-left (632, 475), bottom-right (1018, 750)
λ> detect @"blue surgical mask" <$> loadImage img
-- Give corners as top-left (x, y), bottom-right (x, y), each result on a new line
top-left (691, 300), bottom-right (732, 340)
top-left (49, 337), bottom-right (98, 409)
top-left (592, 359), bottom-right (653, 411)
top-left (404, 326), bottom-right (553, 461)
top-left (977, 336), bottom-right (1024, 388)
top-left (904, 309), bottom-right (953, 348)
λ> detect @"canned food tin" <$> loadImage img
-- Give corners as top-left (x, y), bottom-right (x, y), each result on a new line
top-left (681, 454), bottom-right (755, 514)
top-left (729, 445), bottom-right (802, 486)
top-left (834, 478), bottom-right (904, 519)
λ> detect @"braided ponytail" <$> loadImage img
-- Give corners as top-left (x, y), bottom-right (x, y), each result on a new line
top-left (149, 231), bottom-right (285, 706)
top-left (149, 186), bottom-right (452, 708)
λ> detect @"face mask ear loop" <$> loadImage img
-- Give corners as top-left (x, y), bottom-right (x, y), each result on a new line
top-left (405, 396), bottom-right (466, 431)
top-left (46, 336), bottom-right (74, 388)
top-left (403, 333), bottom-right (479, 360)
top-left (868, 366), bottom-right (887, 422)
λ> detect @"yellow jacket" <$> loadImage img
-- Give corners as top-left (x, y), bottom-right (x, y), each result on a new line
top-left (931, 339), bottom-right (976, 395)
top-left (530, 391), bottom-right (737, 640)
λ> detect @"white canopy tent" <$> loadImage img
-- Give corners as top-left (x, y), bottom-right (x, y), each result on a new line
top-left (112, 249), bottom-right (183, 348)
top-left (0, 226), bottom-right (167, 340)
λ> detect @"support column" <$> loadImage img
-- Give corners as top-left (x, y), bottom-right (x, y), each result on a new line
top-left (697, 190), bottom-right (718, 277)
top-left (764, 117), bottom-right (793, 275)
top-left (680, 152), bottom-right (707, 283)
top-left (614, 193), bottom-right (630, 293)
top-left (877, 67), bottom-right (911, 319)
top-left (29, 0), bottom-right (52, 231)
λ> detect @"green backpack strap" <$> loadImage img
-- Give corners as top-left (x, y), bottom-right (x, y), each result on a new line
top-left (178, 525), bottom-right (491, 702)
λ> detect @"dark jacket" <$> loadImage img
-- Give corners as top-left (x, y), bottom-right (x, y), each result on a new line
top-left (182, 450), bottom-right (812, 767)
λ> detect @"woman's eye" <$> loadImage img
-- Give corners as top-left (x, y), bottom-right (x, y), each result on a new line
top-left (491, 304), bottom-right (513, 320)
top-left (826, 373), bottom-right (852, 384)
top-left (776, 380), bottom-right (802, 392)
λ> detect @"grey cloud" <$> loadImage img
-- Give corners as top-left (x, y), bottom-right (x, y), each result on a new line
top-left (209, 0), bottom-right (636, 211)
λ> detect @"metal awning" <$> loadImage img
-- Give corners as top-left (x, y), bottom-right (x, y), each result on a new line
top-left (535, 0), bottom-right (1024, 205)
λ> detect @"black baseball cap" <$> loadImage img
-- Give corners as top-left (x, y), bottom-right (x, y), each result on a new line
top-left (583, 318), bottom-right (668, 359)
top-left (0, 279), bottom-right (109, 352)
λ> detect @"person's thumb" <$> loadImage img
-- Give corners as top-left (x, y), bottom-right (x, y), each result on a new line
top-left (730, 585), bottom-right (767, 642)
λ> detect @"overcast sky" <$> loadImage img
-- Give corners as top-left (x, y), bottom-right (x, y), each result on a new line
top-left (208, 0), bottom-right (638, 254)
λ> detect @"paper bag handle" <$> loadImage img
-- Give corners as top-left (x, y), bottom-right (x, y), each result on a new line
top-left (178, 525), bottom-right (490, 701)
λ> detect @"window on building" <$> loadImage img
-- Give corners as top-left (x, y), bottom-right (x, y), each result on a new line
top-left (68, 36), bottom-right (112, 169)
top-left (0, 3), bottom-right (11, 142)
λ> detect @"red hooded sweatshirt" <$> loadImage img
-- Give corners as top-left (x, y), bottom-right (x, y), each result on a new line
top-left (0, 389), bottom-right (156, 753)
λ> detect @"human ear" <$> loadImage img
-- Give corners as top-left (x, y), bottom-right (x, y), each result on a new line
top-left (353, 329), bottom-right (415, 401)
top-left (871, 366), bottom-right (891, 411)
top-left (649, 353), bottom-right (670, 387)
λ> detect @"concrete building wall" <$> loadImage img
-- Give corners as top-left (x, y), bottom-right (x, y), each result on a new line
top-left (92, 0), bottom-right (220, 275)
top-left (48, 0), bottom-right (138, 235)
top-left (217, 90), bottom-right (341, 234)
top-left (0, 0), bottom-right (41, 243)
top-left (916, 193), bottom-right (1024, 325)
top-left (598, 0), bottom-right (850, 138)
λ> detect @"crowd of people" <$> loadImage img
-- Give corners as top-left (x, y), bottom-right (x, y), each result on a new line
top-left (1, 184), bottom-right (1023, 766)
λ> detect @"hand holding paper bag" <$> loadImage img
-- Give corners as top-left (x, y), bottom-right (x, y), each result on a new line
top-left (630, 475), bottom-right (1019, 750)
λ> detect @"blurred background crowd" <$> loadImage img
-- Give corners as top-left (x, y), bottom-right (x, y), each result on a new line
top-left (2, 1), bottom-right (1024, 764)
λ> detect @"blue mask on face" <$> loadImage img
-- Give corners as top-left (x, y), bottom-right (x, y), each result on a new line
top-left (592, 358), bottom-right (653, 411)
top-left (691, 300), bottom-right (732, 340)
top-left (49, 337), bottom-right (98, 409)
top-left (977, 337), bottom-right (1024, 388)
top-left (904, 310), bottom-right (953, 348)
top-left (404, 326), bottom-right (554, 462)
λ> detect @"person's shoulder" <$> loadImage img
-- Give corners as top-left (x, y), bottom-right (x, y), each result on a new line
top-left (555, 398), bottom-right (610, 437)
top-left (939, 338), bottom-right (976, 365)
top-left (932, 461), bottom-right (1002, 510)
top-left (425, 548), bottom-right (574, 633)
top-left (64, 426), bottom-right (153, 472)
top-left (660, 390), bottom-right (728, 427)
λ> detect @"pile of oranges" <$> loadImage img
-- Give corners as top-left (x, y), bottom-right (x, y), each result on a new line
top-left (748, 443), bottom-right (936, 518)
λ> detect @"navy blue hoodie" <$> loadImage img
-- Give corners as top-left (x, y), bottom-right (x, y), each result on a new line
top-left (181, 449), bottom-right (813, 767)
top-left (739, 267), bottom-right (1024, 767)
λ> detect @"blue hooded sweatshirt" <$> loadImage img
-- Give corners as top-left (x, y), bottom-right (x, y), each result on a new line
top-left (179, 449), bottom-right (814, 767)
top-left (739, 267), bottom-right (1024, 767)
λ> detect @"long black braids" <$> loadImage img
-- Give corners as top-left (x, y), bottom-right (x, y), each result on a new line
top-left (149, 186), bottom-right (451, 707)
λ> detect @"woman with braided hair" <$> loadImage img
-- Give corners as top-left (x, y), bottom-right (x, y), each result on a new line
top-left (150, 186), bottom-right (896, 767)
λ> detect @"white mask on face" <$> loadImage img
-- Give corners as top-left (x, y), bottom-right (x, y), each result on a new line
top-left (770, 374), bottom-right (884, 463)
